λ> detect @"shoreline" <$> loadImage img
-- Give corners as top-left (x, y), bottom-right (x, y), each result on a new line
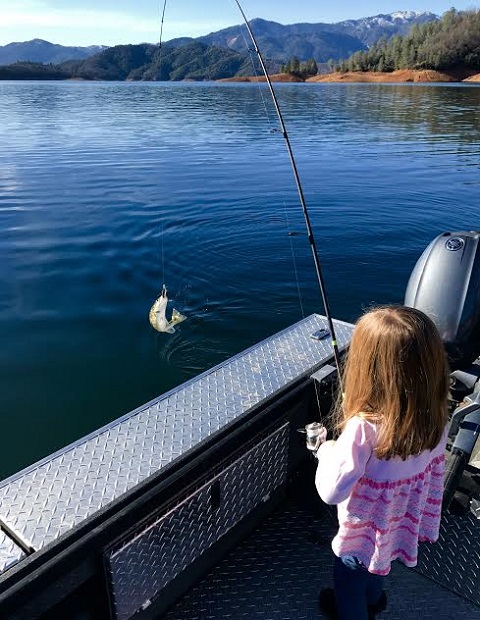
top-left (221, 69), bottom-right (480, 84)
top-left (1, 69), bottom-right (479, 84)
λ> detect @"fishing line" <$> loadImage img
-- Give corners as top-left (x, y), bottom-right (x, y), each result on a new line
top-left (157, 0), bottom-right (168, 291)
top-left (233, 0), bottom-right (343, 386)
top-left (235, 23), bottom-right (275, 130)
top-left (283, 199), bottom-right (305, 319)
top-left (232, 9), bottom-right (307, 319)
top-left (232, 14), bottom-right (308, 322)
top-left (235, 15), bottom-right (300, 311)
top-left (161, 216), bottom-right (165, 288)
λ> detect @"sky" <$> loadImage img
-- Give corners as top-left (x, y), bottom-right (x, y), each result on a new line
top-left (0, 1), bottom-right (478, 47)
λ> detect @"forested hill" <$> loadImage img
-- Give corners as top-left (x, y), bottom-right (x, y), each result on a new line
top-left (58, 42), bottom-right (252, 81)
top-left (335, 9), bottom-right (480, 73)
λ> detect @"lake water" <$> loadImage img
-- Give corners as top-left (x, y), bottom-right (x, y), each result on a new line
top-left (0, 80), bottom-right (479, 479)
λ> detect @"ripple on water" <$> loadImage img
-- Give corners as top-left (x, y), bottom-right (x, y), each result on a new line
top-left (0, 81), bottom-right (479, 478)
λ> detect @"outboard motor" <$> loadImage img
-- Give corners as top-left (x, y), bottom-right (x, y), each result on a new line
top-left (406, 231), bottom-right (480, 512)
top-left (405, 231), bottom-right (480, 371)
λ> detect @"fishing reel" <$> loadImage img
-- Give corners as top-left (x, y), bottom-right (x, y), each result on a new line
top-left (297, 422), bottom-right (327, 453)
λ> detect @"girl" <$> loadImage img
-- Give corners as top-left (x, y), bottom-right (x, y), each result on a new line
top-left (315, 306), bottom-right (449, 620)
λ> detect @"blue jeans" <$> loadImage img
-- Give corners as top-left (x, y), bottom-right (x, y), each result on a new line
top-left (333, 555), bottom-right (384, 620)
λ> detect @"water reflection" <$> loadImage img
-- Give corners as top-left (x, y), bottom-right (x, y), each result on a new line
top-left (0, 81), bottom-right (478, 478)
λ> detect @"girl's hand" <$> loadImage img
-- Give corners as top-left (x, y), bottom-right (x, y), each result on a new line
top-left (322, 440), bottom-right (336, 448)
top-left (315, 438), bottom-right (335, 459)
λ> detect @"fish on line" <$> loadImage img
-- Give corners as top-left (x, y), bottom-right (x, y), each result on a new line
top-left (149, 285), bottom-right (186, 334)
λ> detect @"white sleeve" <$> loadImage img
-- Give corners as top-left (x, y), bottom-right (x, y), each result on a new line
top-left (315, 417), bottom-right (374, 505)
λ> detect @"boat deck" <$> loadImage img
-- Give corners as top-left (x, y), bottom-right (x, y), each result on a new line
top-left (163, 487), bottom-right (480, 620)
top-left (1, 313), bottom-right (479, 620)
top-left (0, 314), bottom-right (353, 577)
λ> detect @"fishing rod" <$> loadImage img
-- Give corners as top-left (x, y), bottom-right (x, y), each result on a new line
top-left (158, 0), bottom-right (343, 382)
top-left (233, 0), bottom-right (343, 380)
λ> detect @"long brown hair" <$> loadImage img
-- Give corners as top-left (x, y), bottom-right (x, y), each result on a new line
top-left (337, 306), bottom-right (449, 459)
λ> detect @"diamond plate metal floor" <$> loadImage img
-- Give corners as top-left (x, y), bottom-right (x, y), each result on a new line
top-left (162, 501), bottom-right (480, 620)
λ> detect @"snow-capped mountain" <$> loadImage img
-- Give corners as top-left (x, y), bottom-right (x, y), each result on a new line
top-left (335, 11), bottom-right (439, 44)
top-left (390, 10), bottom-right (434, 21)
top-left (177, 11), bottom-right (440, 61)
top-left (0, 11), bottom-right (440, 66)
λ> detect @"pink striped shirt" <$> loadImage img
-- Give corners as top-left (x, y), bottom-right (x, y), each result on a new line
top-left (315, 416), bottom-right (447, 575)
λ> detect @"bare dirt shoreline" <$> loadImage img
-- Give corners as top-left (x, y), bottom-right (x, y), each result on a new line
top-left (220, 69), bottom-right (480, 84)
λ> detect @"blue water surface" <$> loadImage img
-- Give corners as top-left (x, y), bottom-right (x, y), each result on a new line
top-left (0, 80), bottom-right (479, 478)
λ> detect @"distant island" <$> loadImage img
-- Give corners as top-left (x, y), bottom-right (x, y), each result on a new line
top-left (0, 9), bottom-right (479, 84)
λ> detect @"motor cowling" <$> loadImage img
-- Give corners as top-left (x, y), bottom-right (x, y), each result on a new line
top-left (404, 231), bottom-right (480, 370)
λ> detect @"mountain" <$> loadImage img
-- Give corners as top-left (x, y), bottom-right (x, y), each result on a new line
top-left (59, 42), bottom-right (252, 81)
top-left (329, 11), bottom-right (439, 46)
top-left (168, 11), bottom-right (440, 62)
top-left (0, 39), bottom-right (107, 65)
top-left (201, 19), bottom-right (365, 63)
top-left (0, 12), bottom-right (439, 68)
top-left (167, 19), bottom-right (366, 63)
top-left (334, 8), bottom-right (480, 74)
